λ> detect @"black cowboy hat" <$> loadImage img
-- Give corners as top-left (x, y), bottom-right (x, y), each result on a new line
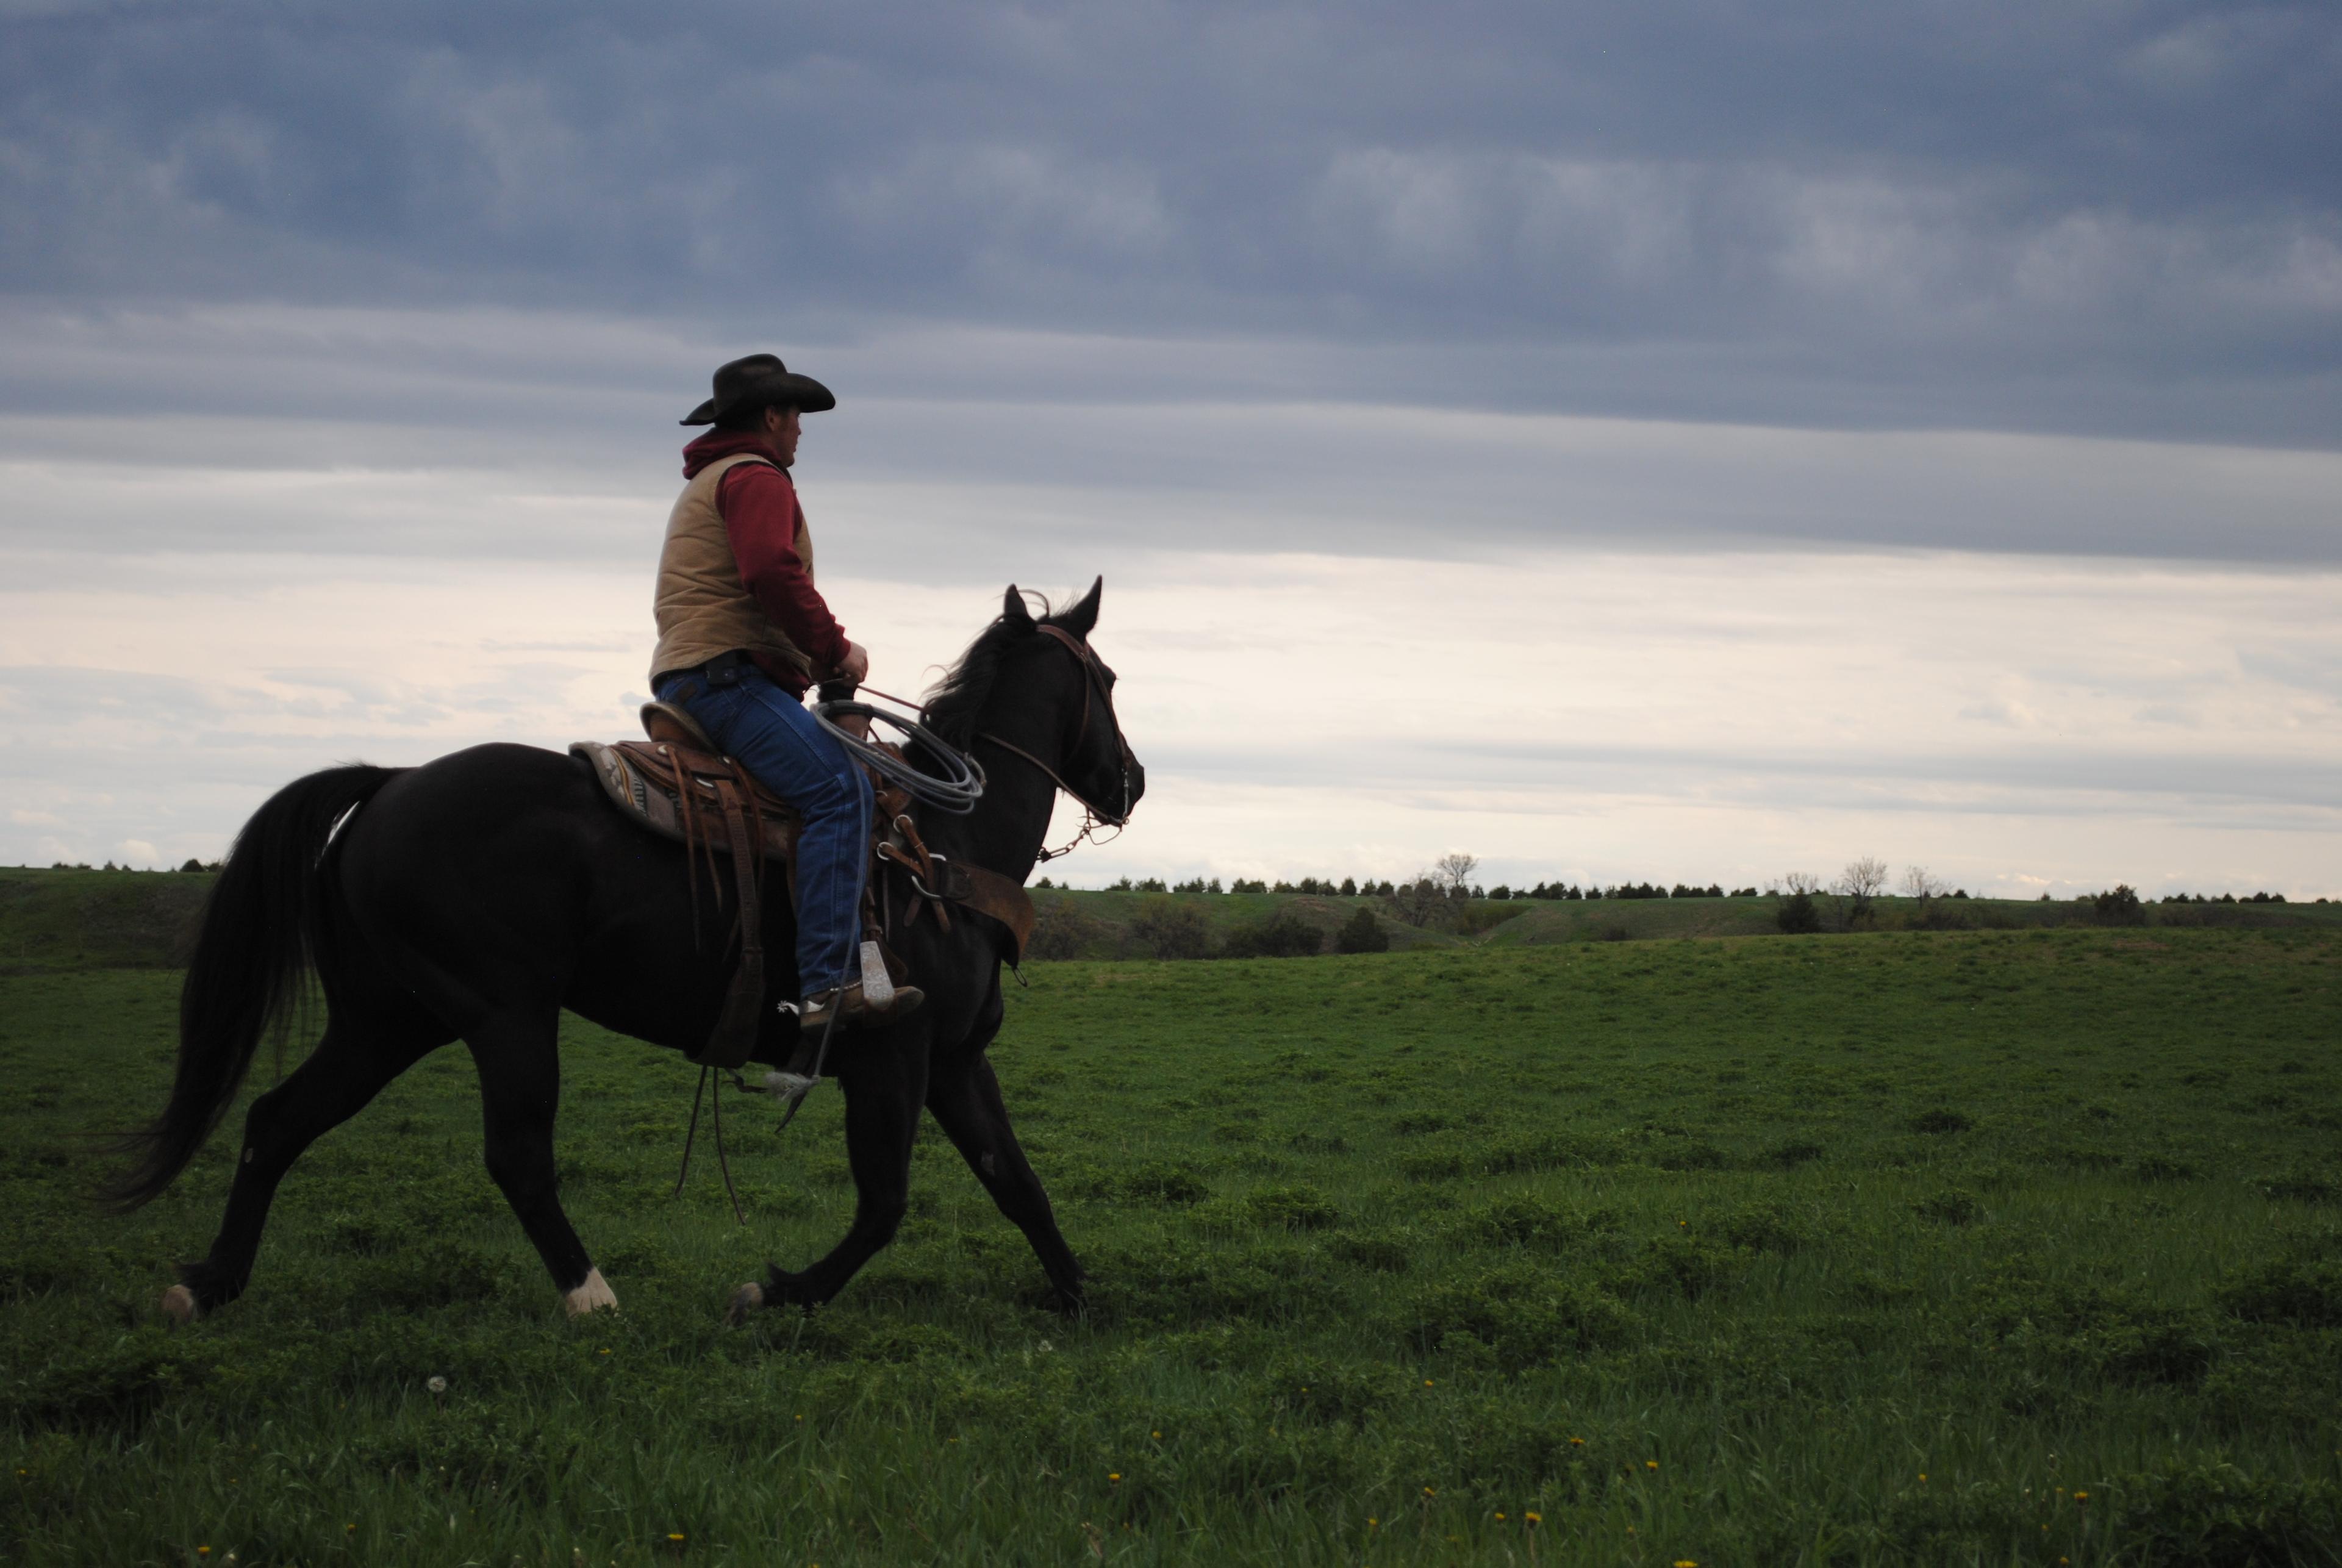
top-left (679, 353), bottom-right (837, 425)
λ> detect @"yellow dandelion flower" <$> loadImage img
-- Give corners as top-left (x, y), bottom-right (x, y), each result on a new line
top-left (1495, 1512), bottom-right (1506, 1521)
top-left (1570, 1436), bottom-right (1585, 1446)
top-left (1367, 1518), bottom-right (1378, 1529)
top-left (1646, 1459), bottom-right (1660, 1470)
top-left (1423, 1378), bottom-right (1435, 1387)
top-left (667, 1534), bottom-right (686, 1542)
top-left (2074, 1491), bottom-right (2088, 1504)
top-left (1525, 1511), bottom-right (1542, 1524)
top-left (1423, 1486), bottom-right (1437, 1497)
top-left (1108, 1473), bottom-right (1122, 1483)
top-left (1675, 1559), bottom-right (1699, 1567)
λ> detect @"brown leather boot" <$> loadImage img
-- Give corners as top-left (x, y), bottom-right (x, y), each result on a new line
top-left (797, 979), bottom-right (926, 1033)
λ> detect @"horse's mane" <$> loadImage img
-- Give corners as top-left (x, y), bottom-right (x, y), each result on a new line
top-left (922, 593), bottom-right (1067, 747)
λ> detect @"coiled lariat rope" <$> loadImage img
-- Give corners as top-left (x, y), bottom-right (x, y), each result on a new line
top-left (809, 686), bottom-right (987, 814)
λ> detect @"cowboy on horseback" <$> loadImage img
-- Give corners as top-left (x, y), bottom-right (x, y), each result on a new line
top-left (647, 354), bottom-right (922, 1033)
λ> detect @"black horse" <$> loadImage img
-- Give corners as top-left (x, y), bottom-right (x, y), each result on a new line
top-left (109, 581), bottom-right (1142, 1324)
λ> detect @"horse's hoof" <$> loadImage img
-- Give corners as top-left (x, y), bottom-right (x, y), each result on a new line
top-left (160, 1284), bottom-right (199, 1325)
top-left (726, 1281), bottom-right (765, 1325)
top-left (563, 1267), bottom-right (618, 1317)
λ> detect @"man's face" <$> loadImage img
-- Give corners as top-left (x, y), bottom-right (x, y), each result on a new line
top-left (761, 405), bottom-right (802, 466)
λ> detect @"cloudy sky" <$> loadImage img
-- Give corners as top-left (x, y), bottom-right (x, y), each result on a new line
top-left (3, 1), bottom-right (2338, 896)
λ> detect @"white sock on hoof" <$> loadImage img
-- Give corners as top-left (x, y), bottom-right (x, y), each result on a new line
top-left (563, 1267), bottom-right (618, 1317)
top-left (160, 1284), bottom-right (198, 1324)
top-left (726, 1281), bottom-right (765, 1325)
top-left (765, 1071), bottom-right (817, 1098)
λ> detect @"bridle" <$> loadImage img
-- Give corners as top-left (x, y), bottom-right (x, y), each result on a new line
top-left (978, 623), bottom-right (1139, 861)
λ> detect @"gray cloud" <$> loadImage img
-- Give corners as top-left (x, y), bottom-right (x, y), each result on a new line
top-left (5, 304), bottom-right (2340, 570)
top-left (3, 2), bottom-right (2338, 445)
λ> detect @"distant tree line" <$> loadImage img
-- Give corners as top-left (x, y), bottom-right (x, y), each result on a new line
top-left (1024, 859), bottom-right (2332, 962)
top-left (40, 859), bottom-right (221, 873)
top-left (1050, 875), bottom-right (1787, 901)
top-left (1031, 862), bottom-right (2324, 911)
top-left (41, 858), bottom-right (2326, 909)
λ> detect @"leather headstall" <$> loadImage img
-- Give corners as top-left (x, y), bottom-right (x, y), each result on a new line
top-left (975, 623), bottom-right (1139, 834)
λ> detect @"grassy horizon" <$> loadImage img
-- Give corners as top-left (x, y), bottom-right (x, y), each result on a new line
top-left (8, 863), bottom-right (2338, 978)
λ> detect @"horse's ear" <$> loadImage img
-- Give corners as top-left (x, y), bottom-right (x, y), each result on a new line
top-left (1062, 576), bottom-right (1102, 637)
top-left (1002, 585), bottom-right (1034, 625)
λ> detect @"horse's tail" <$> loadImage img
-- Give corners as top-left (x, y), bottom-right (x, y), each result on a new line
top-left (101, 764), bottom-right (401, 1212)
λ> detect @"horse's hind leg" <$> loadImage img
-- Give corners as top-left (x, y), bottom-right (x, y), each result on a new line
top-left (168, 1011), bottom-right (446, 1320)
top-left (926, 1053), bottom-right (1086, 1311)
top-left (464, 1010), bottom-right (611, 1316)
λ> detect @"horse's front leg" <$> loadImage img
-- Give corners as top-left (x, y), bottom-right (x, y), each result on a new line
top-left (926, 1050), bottom-right (1084, 1312)
top-left (730, 1028), bottom-right (929, 1320)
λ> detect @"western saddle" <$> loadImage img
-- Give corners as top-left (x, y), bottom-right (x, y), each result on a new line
top-left (568, 702), bottom-right (1034, 1072)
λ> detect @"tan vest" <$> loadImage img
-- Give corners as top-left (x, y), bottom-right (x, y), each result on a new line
top-left (648, 453), bottom-right (818, 685)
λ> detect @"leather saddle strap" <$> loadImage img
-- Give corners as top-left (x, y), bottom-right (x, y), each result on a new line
top-left (692, 765), bottom-right (765, 1070)
top-left (946, 862), bottom-right (1037, 965)
top-left (876, 839), bottom-right (950, 936)
top-left (667, 748), bottom-right (712, 950)
top-left (893, 813), bottom-right (951, 934)
top-left (870, 842), bottom-right (1031, 962)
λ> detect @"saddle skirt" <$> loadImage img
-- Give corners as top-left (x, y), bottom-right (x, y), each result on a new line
top-left (570, 737), bottom-right (800, 861)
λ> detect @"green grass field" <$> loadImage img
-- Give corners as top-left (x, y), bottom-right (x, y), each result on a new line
top-left (0, 870), bottom-right (209, 975)
top-left (2, 883), bottom-right (2339, 1563)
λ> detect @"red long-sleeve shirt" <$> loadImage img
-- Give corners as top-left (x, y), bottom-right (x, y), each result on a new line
top-left (680, 429), bottom-right (850, 694)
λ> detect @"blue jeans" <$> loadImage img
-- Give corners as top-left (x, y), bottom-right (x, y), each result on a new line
top-left (653, 666), bottom-right (871, 997)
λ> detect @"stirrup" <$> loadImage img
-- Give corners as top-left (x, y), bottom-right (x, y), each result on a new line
top-left (764, 1069), bottom-right (819, 1100)
top-left (768, 998), bottom-right (833, 1111)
